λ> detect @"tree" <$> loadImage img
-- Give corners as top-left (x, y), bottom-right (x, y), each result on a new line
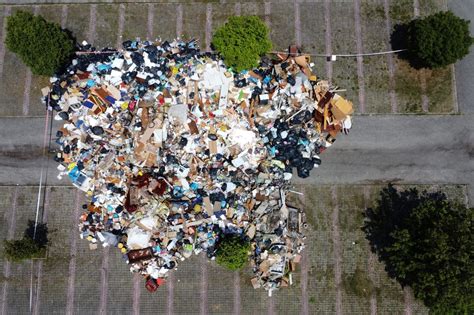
top-left (212, 15), bottom-right (272, 72)
top-left (5, 10), bottom-right (75, 76)
top-left (215, 235), bottom-right (251, 270)
top-left (405, 11), bottom-right (473, 68)
top-left (3, 220), bottom-right (48, 262)
top-left (363, 185), bottom-right (474, 314)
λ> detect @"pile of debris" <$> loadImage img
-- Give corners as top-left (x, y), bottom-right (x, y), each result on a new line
top-left (43, 39), bottom-right (353, 294)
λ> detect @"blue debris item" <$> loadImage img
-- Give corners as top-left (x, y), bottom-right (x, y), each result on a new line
top-left (86, 79), bottom-right (96, 88)
top-left (83, 100), bottom-right (94, 108)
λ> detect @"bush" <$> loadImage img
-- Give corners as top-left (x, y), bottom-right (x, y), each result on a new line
top-left (6, 10), bottom-right (75, 76)
top-left (393, 11), bottom-right (473, 69)
top-left (363, 185), bottom-right (474, 314)
top-left (3, 220), bottom-right (48, 262)
top-left (212, 16), bottom-right (272, 72)
top-left (215, 235), bottom-right (251, 271)
top-left (4, 238), bottom-right (45, 262)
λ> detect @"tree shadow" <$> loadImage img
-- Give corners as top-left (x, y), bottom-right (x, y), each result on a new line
top-left (390, 22), bottom-right (427, 70)
top-left (361, 184), bottom-right (447, 286)
top-left (54, 28), bottom-right (77, 76)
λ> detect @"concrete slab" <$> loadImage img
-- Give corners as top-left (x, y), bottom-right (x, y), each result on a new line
top-left (122, 4), bottom-right (148, 43)
top-left (151, 3), bottom-right (177, 41)
top-left (182, 3), bottom-right (206, 46)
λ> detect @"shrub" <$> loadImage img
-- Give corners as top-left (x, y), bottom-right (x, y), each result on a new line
top-left (363, 185), bottom-right (474, 314)
top-left (5, 10), bottom-right (75, 76)
top-left (3, 220), bottom-right (48, 262)
top-left (4, 238), bottom-right (45, 262)
top-left (215, 235), bottom-right (251, 270)
top-left (212, 15), bottom-right (272, 72)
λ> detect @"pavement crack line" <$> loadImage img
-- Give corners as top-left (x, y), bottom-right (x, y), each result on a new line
top-left (205, 3), bottom-right (212, 52)
top-left (60, 4), bottom-right (68, 29)
top-left (404, 286), bottom-right (414, 315)
top-left (364, 186), bottom-right (378, 315)
top-left (233, 271), bottom-right (241, 315)
top-left (324, 0), bottom-right (333, 81)
top-left (21, 6), bottom-right (38, 117)
top-left (0, 6), bottom-right (11, 77)
top-left (383, 0), bottom-right (398, 113)
top-left (22, 69), bottom-right (32, 116)
top-left (132, 273), bottom-right (141, 315)
top-left (176, 4), bottom-right (183, 38)
top-left (413, 0), bottom-right (429, 112)
top-left (354, 0), bottom-right (366, 113)
top-left (301, 250), bottom-right (309, 315)
top-left (0, 186), bottom-right (19, 315)
top-left (66, 190), bottom-right (81, 315)
top-left (413, 0), bottom-right (420, 17)
top-left (147, 3), bottom-right (154, 40)
top-left (166, 270), bottom-right (174, 315)
top-left (200, 256), bottom-right (208, 315)
top-left (116, 4), bottom-right (125, 49)
top-left (88, 4), bottom-right (97, 45)
top-left (264, 2), bottom-right (271, 28)
top-left (331, 186), bottom-right (342, 315)
top-left (99, 246), bottom-right (110, 315)
top-left (294, 0), bottom-right (301, 47)
top-left (234, 2), bottom-right (241, 16)
top-left (32, 187), bottom-right (50, 315)
top-left (267, 295), bottom-right (275, 315)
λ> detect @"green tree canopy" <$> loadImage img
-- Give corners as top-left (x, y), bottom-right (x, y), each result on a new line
top-left (3, 220), bottom-right (48, 262)
top-left (406, 11), bottom-right (473, 68)
top-left (6, 10), bottom-right (75, 76)
top-left (215, 235), bottom-right (251, 271)
top-left (363, 185), bottom-right (474, 314)
top-left (212, 15), bottom-right (272, 72)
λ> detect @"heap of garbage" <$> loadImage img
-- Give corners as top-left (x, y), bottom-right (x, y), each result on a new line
top-left (43, 39), bottom-right (353, 294)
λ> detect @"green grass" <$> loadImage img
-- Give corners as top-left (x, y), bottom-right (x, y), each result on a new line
top-left (299, 2), bottom-right (326, 78)
top-left (389, 0), bottom-right (414, 23)
top-left (424, 66), bottom-right (455, 113)
top-left (394, 58), bottom-right (424, 113)
top-left (361, 1), bottom-right (386, 21)
top-left (95, 5), bottom-right (120, 48)
top-left (267, 2), bottom-right (294, 51)
top-left (342, 267), bottom-right (373, 299)
top-left (64, 5), bottom-right (90, 44)
top-left (122, 4), bottom-right (149, 42)
top-left (420, 0), bottom-right (446, 16)
top-left (331, 1), bottom-right (360, 110)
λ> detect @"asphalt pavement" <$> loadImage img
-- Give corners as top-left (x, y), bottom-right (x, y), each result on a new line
top-left (449, 0), bottom-right (474, 114)
top-left (296, 115), bottom-right (474, 196)
top-left (1, 113), bottom-right (473, 202)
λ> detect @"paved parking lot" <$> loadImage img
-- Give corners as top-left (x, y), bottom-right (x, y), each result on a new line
top-left (0, 0), bottom-right (457, 118)
top-left (0, 0), bottom-right (471, 314)
top-left (3, 184), bottom-right (467, 314)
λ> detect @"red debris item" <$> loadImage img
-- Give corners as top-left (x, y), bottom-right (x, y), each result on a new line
top-left (145, 277), bottom-right (165, 292)
top-left (157, 94), bottom-right (165, 105)
top-left (127, 247), bottom-right (154, 264)
top-left (145, 278), bottom-right (158, 292)
top-left (128, 100), bottom-right (137, 111)
top-left (151, 179), bottom-right (168, 196)
top-left (156, 278), bottom-right (165, 286)
top-left (124, 190), bottom-right (138, 213)
top-left (76, 71), bottom-right (90, 80)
